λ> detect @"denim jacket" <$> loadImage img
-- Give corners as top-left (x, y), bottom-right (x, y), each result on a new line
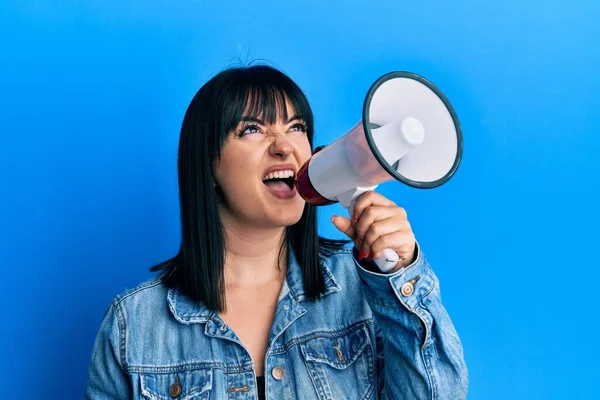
top-left (85, 245), bottom-right (468, 399)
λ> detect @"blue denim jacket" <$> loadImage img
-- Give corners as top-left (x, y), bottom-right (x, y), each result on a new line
top-left (85, 246), bottom-right (468, 399)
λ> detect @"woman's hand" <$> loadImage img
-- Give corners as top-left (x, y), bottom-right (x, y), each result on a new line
top-left (331, 191), bottom-right (417, 272)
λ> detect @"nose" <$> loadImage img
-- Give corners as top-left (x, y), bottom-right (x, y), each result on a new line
top-left (269, 135), bottom-right (294, 158)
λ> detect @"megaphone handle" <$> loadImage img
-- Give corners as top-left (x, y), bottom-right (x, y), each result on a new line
top-left (342, 190), bottom-right (401, 273)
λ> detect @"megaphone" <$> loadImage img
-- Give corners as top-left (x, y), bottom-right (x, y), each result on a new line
top-left (296, 71), bottom-right (463, 272)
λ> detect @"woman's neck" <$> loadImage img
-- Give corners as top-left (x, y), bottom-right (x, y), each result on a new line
top-left (220, 212), bottom-right (288, 289)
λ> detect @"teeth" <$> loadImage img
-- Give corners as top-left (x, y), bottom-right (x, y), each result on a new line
top-left (263, 170), bottom-right (295, 181)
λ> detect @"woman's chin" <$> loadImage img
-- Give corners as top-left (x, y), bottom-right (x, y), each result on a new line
top-left (267, 209), bottom-right (304, 228)
top-left (276, 214), bottom-right (303, 227)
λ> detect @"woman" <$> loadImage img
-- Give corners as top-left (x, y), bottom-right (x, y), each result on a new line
top-left (85, 65), bottom-right (468, 399)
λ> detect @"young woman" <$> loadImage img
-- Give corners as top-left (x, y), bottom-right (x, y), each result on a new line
top-left (85, 65), bottom-right (468, 399)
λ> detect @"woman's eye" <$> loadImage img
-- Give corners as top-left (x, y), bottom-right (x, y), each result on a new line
top-left (239, 124), bottom-right (260, 136)
top-left (290, 123), bottom-right (307, 133)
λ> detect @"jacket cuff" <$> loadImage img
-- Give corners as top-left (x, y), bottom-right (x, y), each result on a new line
top-left (353, 243), bottom-right (437, 311)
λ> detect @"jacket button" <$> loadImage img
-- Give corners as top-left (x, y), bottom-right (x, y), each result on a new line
top-left (401, 282), bottom-right (414, 296)
top-left (169, 376), bottom-right (182, 398)
top-left (271, 366), bottom-right (284, 380)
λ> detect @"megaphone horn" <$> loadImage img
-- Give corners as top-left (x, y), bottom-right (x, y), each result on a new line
top-left (296, 71), bottom-right (463, 272)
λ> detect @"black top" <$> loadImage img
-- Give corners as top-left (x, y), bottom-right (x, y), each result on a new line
top-left (256, 376), bottom-right (265, 400)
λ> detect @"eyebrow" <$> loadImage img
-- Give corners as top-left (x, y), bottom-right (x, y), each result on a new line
top-left (238, 115), bottom-right (304, 125)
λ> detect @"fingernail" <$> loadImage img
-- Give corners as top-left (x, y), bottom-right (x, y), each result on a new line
top-left (369, 251), bottom-right (375, 259)
top-left (358, 249), bottom-right (367, 261)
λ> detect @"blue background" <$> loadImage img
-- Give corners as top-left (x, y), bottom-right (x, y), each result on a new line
top-left (1, 1), bottom-right (598, 398)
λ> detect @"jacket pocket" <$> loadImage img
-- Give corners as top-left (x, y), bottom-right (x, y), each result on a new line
top-left (300, 326), bottom-right (375, 400)
top-left (140, 369), bottom-right (212, 400)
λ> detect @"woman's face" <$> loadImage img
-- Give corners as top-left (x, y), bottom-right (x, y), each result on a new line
top-left (214, 101), bottom-right (312, 229)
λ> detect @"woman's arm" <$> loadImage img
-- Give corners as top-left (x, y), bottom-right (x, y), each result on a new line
top-left (331, 191), bottom-right (468, 399)
top-left (84, 301), bottom-right (132, 399)
top-left (355, 245), bottom-right (468, 399)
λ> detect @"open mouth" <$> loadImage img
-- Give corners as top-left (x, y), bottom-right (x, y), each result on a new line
top-left (262, 170), bottom-right (296, 192)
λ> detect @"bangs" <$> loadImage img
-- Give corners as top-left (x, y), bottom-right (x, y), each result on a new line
top-left (214, 66), bottom-right (314, 149)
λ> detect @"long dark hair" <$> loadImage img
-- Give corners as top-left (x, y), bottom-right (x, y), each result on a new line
top-left (151, 64), bottom-right (347, 312)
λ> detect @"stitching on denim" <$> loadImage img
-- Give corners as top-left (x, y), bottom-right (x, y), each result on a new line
top-left (140, 371), bottom-right (212, 398)
top-left (414, 275), bottom-right (438, 348)
top-left (112, 300), bottom-right (128, 370)
top-left (285, 276), bottom-right (302, 302)
top-left (320, 261), bottom-right (342, 293)
top-left (360, 342), bottom-right (376, 400)
top-left (128, 362), bottom-right (252, 374)
top-left (301, 334), bottom-right (369, 366)
top-left (303, 351), bottom-right (335, 400)
top-left (422, 345), bottom-right (437, 400)
top-left (167, 288), bottom-right (213, 323)
top-left (302, 357), bottom-right (321, 398)
top-left (418, 274), bottom-right (437, 301)
top-left (413, 277), bottom-right (440, 400)
top-left (114, 278), bottom-right (163, 306)
top-left (268, 319), bottom-right (373, 355)
top-left (300, 325), bottom-right (375, 400)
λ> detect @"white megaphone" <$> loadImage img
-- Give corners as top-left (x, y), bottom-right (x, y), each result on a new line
top-left (296, 71), bottom-right (463, 272)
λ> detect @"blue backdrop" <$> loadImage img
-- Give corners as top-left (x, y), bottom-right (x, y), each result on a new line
top-left (1, 1), bottom-right (598, 398)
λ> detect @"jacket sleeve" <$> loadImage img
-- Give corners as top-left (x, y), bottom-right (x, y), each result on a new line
top-left (84, 300), bottom-right (132, 399)
top-left (354, 245), bottom-right (468, 400)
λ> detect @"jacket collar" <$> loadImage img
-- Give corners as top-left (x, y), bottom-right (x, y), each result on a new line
top-left (167, 247), bottom-right (342, 324)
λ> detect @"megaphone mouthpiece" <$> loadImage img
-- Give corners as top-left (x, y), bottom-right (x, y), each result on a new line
top-left (371, 118), bottom-right (425, 168)
top-left (400, 117), bottom-right (426, 146)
